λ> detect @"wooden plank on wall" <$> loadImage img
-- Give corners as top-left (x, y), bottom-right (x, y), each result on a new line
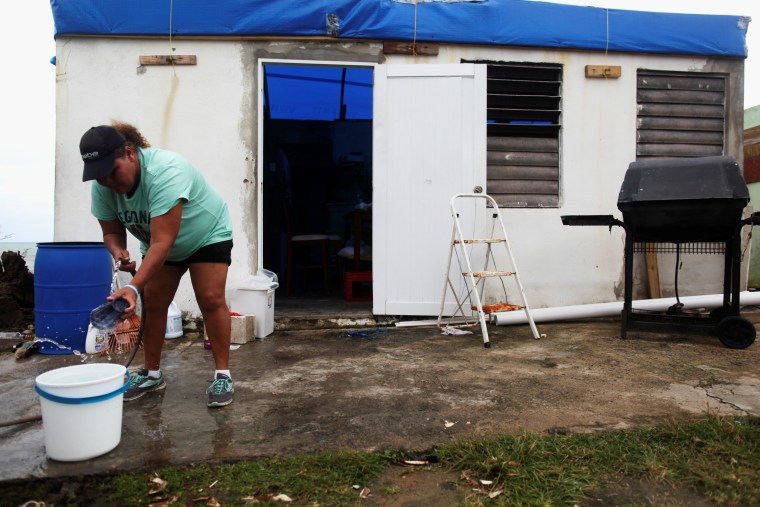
top-left (637, 130), bottom-right (724, 145)
top-left (638, 117), bottom-right (724, 131)
top-left (638, 103), bottom-right (724, 118)
top-left (487, 136), bottom-right (558, 152)
top-left (487, 151), bottom-right (558, 166)
top-left (139, 55), bottom-right (197, 65)
top-left (638, 89), bottom-right (725, 105)
top-left (637, 143), bottom-right (722, 157)
top-left (487, 165), bottom-right (559, 180)
top-left (382, 41), bottom-right (438, 55)
top-left (487, 179), bottom-right (559, 194)
top-left (645, 250), bottom-right (661, 299)
top-left (491, 194), bottom-right (559, 207)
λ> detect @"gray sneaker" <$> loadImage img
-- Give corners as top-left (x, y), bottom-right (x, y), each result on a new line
top-left (207, 373), bottom-right (234, 407)
top-left (124, 369), bottom-right (166, 401)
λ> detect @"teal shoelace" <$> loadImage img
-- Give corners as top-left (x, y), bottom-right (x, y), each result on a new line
top-left (208, 377), bottom-right (232, 394)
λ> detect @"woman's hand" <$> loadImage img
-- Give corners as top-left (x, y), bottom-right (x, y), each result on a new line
top-left (107, 286), bottom-right (138, 318)
top-left (117, 254), bottom-right (137, 273)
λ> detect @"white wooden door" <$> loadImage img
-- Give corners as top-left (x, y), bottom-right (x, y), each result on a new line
top-left (373, 64), bottom-right (487, 316)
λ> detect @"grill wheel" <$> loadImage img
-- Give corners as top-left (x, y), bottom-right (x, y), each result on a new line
top-left (717, 317), bottom-right (757, 349)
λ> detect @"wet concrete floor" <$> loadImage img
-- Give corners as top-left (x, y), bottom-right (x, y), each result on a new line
top-left (1, 306), bottom-right (760, 482)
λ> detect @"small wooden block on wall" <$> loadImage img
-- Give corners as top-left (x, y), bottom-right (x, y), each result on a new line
top-left (585, 65), bottom-right (621, 78)
top-left (383, 41), bottom-right (439, 56)
top-left (139, 55), bottom-right (197, 66)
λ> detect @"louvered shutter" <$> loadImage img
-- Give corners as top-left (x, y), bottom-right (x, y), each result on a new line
top-left (482, 62), bottom-right (562, 208)
top-left (637, 71), bottom-right (726, 159)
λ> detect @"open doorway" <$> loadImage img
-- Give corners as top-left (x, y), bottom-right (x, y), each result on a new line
top-left (261, 62), bottom-right (374, 303)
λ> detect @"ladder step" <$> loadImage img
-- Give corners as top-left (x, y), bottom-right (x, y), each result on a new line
top-left (463, 270), bottom-right (515, 278)
top-left (454, 239), bottom-right (505, 244)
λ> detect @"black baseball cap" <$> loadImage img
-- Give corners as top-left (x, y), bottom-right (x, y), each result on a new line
top-left (80, 125), bottom-right (126, 182)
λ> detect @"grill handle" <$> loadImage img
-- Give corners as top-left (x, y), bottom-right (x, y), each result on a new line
top-left (742, 212), bottom-right (760, 227)
top-left (561, 215), bottom-right (624, 229)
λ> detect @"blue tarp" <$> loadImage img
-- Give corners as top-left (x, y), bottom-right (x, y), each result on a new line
top-left (265, 65), bottom-right (373, 120)
top-left (49, 0), bottom-right (749, 58)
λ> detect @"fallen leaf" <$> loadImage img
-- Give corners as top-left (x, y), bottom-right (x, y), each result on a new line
top-left (148, 476), bottom-right (167, 495)
top-left (359, 487), bottom-right (371, 498)
top-left (272, 493), bottom-right (293, 502)
top-left (460, 470), bottom-right (479, 487)
top-left (148, 495), bottom-right (179, 507)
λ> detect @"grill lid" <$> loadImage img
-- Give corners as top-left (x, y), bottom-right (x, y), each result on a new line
top-left (617, 156), bottom-right (748, 204)
top-left (616, 156), bottom-right (749, 242)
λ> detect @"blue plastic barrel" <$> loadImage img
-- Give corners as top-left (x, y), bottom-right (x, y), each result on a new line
top-left (34, 242), bottom-right (113, 354)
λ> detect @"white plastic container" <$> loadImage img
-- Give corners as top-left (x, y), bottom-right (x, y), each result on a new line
top-left (165, 301), bottom-right (183, 339)
top-left (35, 363), bottom-right (128, 461)
top-left (227, 269), bottom-right (279, 338)
top-left (85, 324), bottom-right (109, 354)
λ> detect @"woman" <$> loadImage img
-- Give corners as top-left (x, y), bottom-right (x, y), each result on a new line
top-left (80, 121), bottom-right (235, 408)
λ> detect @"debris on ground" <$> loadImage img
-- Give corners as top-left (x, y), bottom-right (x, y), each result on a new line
top-left (0, 251), bottom-right (34, 331)
top-left (13, 341), bottom-right (38, 360)
top-left (441, 326), bottom-right (473, 335)
top-left (346, 328), bottom-right (388, 340)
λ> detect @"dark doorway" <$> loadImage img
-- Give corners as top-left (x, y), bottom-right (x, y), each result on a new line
top-left (262, 63), bottom-right (374, 300)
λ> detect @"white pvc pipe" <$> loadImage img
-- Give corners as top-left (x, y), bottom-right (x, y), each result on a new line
top-left (492, 291), bottom-right (760, 326)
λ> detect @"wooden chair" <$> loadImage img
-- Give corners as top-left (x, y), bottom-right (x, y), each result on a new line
top-left (283, 202), bottom-right (340, 295)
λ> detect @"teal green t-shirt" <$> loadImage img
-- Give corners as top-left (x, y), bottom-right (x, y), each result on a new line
top-left (91, 147), bottom-right (232, 261)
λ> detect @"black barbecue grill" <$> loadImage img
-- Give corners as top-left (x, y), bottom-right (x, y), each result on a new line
top-left (562, 155), bottom-right (759, 349)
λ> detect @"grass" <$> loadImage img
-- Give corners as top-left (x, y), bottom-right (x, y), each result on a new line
top-left (2, 415), bottom-right (759, 506)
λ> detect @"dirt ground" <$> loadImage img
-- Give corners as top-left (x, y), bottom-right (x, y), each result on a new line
top-left (2, 310), bottom-right (760, 505)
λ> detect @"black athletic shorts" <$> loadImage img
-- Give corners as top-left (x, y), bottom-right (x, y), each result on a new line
top-left (163, 239), bottom-right (233, 267)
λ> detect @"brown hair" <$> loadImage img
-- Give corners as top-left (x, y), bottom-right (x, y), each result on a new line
top-left (112, 121), bottom-right (151, 157)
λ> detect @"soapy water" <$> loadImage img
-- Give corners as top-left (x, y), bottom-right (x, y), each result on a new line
top-left (32, 337), bottom-right (113, 362)
top-left (111, 259), bottom-right (122, 293)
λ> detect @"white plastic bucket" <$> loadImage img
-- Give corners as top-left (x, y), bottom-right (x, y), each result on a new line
top-left (227, 269), bottom-right (279, 338)
top-left (35, 363), bottom-right (129, 461)
top-left (165, 301), bottom-right (183, 339)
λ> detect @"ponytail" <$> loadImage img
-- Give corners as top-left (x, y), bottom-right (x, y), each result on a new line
top-left (112, 121), bottom-right (151, 150)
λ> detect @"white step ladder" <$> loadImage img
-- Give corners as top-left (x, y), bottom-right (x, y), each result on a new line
top-left (438, 193), bottom-right (540, 347)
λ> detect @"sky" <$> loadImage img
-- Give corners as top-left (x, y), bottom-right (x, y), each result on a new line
top-left (0, 1), bottom-right (758, 243)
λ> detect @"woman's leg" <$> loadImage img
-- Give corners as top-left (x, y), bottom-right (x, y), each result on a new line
top-left (140, 264), bottom-right (186, 370)
top-left (188, 262), bottom-right (231, 370)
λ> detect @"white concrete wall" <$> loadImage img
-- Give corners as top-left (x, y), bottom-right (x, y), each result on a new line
top-left (53, 37), bottom-right (744, 316)
top-left (54, 38), bottom-right (257, 314)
